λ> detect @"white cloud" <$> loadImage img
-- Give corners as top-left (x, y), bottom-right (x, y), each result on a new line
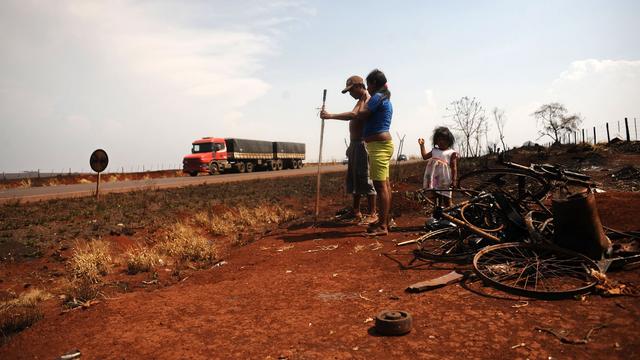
top-left (0, 1), bottom-right (313, 172)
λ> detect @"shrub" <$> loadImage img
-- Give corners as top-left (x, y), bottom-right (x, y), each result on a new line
top-left (126, 247), bottom-right (161, 274)
top-left (158, 223), bottom-right (217, 263)
top-left (0, 289), bottom-right (51, 337)
top-left (68, 240), bottom-right (112, 283)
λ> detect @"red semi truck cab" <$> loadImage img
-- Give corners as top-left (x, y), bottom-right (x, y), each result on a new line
top-left (182, 137), bottom-right (227, 176)
top-left (183, 137), bottom-right (305, 176)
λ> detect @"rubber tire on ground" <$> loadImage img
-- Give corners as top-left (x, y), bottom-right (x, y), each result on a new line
top-left (375, 310), bottom-right (412, 336)
top-left (189, 171), bottom-right (198, 177)
top-left (245, 162), bottom-right (254, 173)
top-left (276, 160), bottom-right (283, 171)
top-left (236, 162), bottom-right (246, 173)
top-left (291, 160), bottom-right (298, 169)
top-left (268, 161), bottom-right (276, 171)
top-left (298, 160), bottom-right (304, 168)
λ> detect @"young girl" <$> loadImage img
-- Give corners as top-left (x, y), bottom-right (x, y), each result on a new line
top-left (418, 127), bottom-right (458, 207)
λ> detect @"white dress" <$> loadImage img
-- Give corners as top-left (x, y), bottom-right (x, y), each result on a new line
top-left (423, 148), bottom-right (456, 198)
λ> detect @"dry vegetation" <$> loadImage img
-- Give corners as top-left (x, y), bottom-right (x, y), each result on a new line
top-left (126, 246), bottom-right (162, 275)
top-left (0, 289), bottom-right (51, 339)
top-left (68, 240), bottom-right (112, 283)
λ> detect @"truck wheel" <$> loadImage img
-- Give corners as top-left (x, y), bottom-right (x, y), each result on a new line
top-left (268, 161), bottom-right (276, 171)
top-left (276, 160), bottom-right (283, 171)
top-left (298, 160), bottom-right (304, 168)
top-left (291, 160), bottom-right (298, 169)
top-left (189, 171), bottom-right (198, 177)
top-left (245, 162), bottom-right (254, 173)
top-left (236, 162), bottom-right (246, 173)
top-left (209, 162), bottom-right (219, 175)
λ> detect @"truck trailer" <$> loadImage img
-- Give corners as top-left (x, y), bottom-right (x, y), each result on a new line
top-left (183, 137), bottom-right (306, 176)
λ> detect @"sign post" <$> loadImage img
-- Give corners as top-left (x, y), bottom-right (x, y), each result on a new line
top-left (90, 149), bottom-right (109, 200)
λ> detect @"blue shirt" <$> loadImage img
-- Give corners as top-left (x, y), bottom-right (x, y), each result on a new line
top-left (363, 93), bottom-right (393, 138)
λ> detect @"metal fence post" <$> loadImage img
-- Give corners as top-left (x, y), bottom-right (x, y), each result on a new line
top-left (606, 122), bottom-right (610, 143)
top-left (625, 117), bottom-right (630, 141)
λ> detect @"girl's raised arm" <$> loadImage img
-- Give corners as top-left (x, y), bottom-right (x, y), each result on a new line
top-left (418, 138), bottom-right (432, 160)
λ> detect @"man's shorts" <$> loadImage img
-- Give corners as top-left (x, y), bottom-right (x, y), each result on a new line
top-left (346, 141), bottom-right (376, 195)
top-left (366, 140), bottom-right (394, 181)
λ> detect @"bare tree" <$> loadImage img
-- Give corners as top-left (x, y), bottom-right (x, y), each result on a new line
top-left (531, 103), bottom-right (582, 144)
top-left (492, 107), bottom-right (508, 152)
top-left (446, 96), bottom-right (487, 157)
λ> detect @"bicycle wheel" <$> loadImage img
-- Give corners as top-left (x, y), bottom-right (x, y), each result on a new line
top-left (416, 227), bottom-right (491, 261)
top-left (459, 169), bottom-right (551, 203)
top-left (460, 202), bottom-right (505, 233)
top-left (473, 242), bottom-right (599, 299)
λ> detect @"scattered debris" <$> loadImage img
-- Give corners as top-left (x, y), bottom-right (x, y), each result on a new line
top-left (141, 279), bottom-right (158, 285)
top-left (535, 324), bottom-right (607, 344)
top-left (590, 269), bottom-right (639, 296)
top-left (58, 349), bottom-right (81, 360)
top-left (511, 343), bottom-right (526, 349)
top-left (406, 271), bottom-right (464, 293)
top-left (276, 245), bottom-right (294, 252)
top-left (512, 301), bottom-right (529, 308)
top-left (364, 317), bottom-right (374, 323)
top-left (358, 293), bottom-right (373, 302)
top-left (305, 244), bottom-right (338, 253)
top-left (611, 166), bottom-right (640, 180)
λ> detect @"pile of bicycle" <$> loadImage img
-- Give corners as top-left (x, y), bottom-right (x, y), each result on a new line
top-left (402, 157), bottom-right (640, 299)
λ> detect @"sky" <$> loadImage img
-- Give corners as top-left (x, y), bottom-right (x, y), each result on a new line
top-left (1, 0), bottom-right (639, 173)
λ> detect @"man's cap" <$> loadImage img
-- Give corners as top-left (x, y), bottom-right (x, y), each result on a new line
top-left (341, 75), bottom-right (364, 94)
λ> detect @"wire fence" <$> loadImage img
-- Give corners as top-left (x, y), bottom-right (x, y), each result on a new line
top-left (548, 117), bottom-right (639, 146)
top-left (1, 163), bottom-right (184, 181)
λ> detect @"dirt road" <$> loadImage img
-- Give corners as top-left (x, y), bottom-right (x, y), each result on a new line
top-left (0, 164), bottom-right (351, 203)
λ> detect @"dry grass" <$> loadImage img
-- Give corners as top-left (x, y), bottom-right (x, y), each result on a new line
top-left (193, 203), bottom-right (296, 237)
top-left (0, 289), bottom-right (51, 337)
top-left (62, 278), bottom-right (101, 304)
top-left (157, 222), bottom-right (217, 263)
top-left (68, 240), bottom-right (112, 283)
top-left (126, 247), bottom-right (162, 274)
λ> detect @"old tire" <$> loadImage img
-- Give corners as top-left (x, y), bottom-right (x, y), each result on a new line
top-left (375, 310), bottom-right (412, 336)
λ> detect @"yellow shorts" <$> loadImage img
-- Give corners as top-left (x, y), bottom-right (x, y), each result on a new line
top-left (366, 140), bottom-right (394, 181)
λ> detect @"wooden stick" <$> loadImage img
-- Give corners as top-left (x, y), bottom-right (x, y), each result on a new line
top-left (315, 89), bottom-right (327, 222)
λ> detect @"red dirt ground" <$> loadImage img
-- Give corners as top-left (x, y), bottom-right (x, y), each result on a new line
top-left (1, 190), bottom-right (640, 359)
top-left (1, 146), bottom-right (640, 359)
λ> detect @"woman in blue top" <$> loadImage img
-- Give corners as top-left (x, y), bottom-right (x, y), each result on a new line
top-left (321, 69), bottom-right (393, 235)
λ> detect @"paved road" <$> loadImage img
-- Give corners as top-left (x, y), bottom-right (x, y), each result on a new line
top-left (0, 164), bottom-right (349, 203)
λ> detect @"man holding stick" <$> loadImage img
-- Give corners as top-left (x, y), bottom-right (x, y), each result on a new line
top-left (321, 75), bottom-right (377, 224)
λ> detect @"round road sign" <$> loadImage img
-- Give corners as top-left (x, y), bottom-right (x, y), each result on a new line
top-left (90, 149), bottom-right (109, 173)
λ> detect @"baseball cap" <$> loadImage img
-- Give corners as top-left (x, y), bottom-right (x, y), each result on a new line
top-left (341, 75), bottom-right (364, 94)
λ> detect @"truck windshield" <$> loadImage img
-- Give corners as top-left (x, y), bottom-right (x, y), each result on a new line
top-left (192, 143), bottom-right (213, 153)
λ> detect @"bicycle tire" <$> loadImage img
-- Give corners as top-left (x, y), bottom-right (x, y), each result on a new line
top-left (473, 242), bottom-right (599, 299)
top-left (459, 168), bottom-right (551, 203)
top-left (416, 227), bottom-right (490, 261)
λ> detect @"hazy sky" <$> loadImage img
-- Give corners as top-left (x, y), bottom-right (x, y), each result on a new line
top-left (1, 0), bottom-right (639, 173)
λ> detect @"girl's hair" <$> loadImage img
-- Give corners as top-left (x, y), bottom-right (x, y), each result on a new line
top-left (432, 126), bottom-right (455, 148)
top-left (366, 68), bottom-right (391, 100)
